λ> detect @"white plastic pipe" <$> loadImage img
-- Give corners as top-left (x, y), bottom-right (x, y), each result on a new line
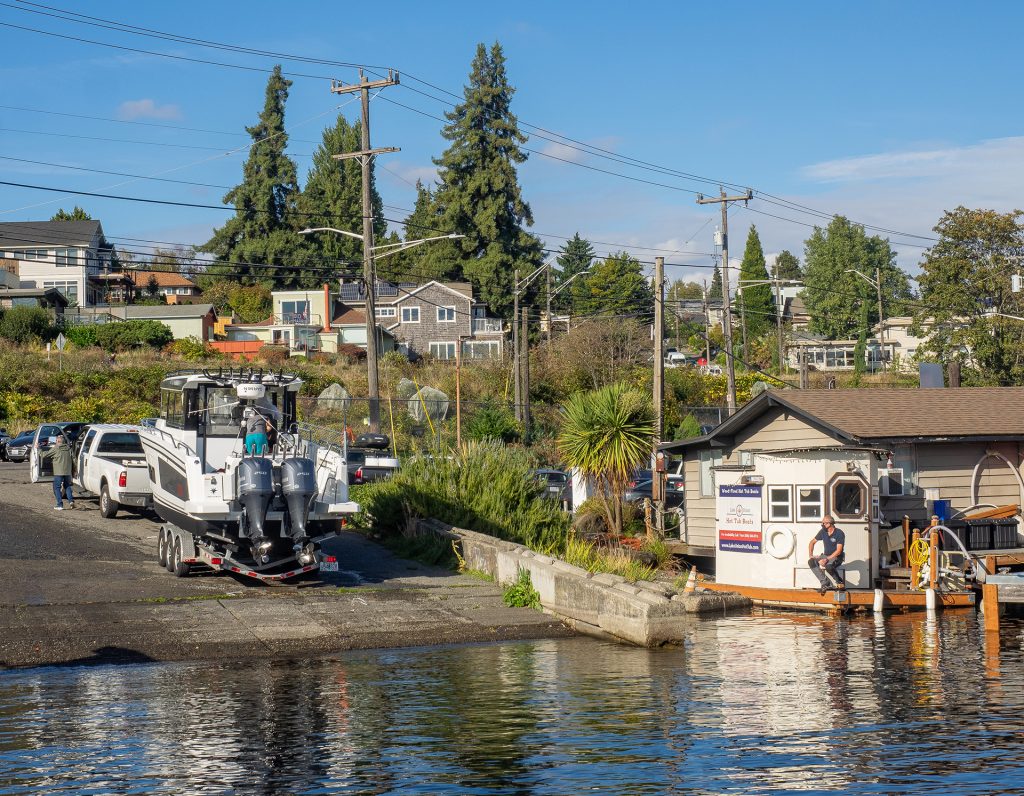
top-left (926, 587), bottom-right (937, 613)
top-left (971, 449), bottom-right (1024, 520)
top-left (873, 589), bottom-right (884, 612)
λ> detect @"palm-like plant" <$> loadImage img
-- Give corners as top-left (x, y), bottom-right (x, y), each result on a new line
top-left (558, 382), bottom-right (654, 536)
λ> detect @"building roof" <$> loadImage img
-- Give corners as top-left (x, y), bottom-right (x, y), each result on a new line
top-left (0, 287), bottom-right (69, 305)
top-left (122, 303), bottom-right (215, 320)
top-left (332, 308), bottom-right (367, 325)
top-left (128, 269), bottom-right (198, 289)
top-left (661, 387), bottom-right (1024, 452)
top-left (0, 220), bottom-right (104, 248)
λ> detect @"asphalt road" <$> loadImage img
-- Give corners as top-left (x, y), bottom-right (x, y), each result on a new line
top-left (0, 462), bottom-right (571, 668)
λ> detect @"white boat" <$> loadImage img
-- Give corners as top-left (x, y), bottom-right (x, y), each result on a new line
top-left (140, 368), bottom-right (356, 568)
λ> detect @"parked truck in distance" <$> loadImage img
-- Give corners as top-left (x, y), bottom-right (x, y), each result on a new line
top-left (347, 433), bottom-right (400, 485)
top-left (73, 424), bottom-right (152, 518)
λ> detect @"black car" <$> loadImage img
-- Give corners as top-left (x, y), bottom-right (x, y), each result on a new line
top-left (5, 431), bottom-right (36, 463)
top-left (624, 475), bottom-right (685, 509)
top-left (533, 468), bottom-right (572, 509)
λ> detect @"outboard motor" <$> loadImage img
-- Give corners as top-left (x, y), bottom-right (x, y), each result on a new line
top-left (281, 457), bottom-right (317, 563)
top-left (237, 457), bottom-right (274, 560)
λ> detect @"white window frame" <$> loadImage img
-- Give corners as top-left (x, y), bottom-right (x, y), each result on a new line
top-left (699, 451), bottom-right (723, 497)
top-left (437, 306), bottom-right (456, 323)
top-left (429, 341), bottom-right (456, 360)
top-left (55, 248), bottom-right (79, 266)
top-left (42, 280), bottom-right (79, 303)
top-left (796, 485), bottom-right (824, 521)
top-left (401, 306), bottom-right (421, 323)
top-left (375, 306), bottom-right (397, 318)
top-left (891, 444), bottom-right (917, 495)
top-left (768, 485), bottom-right (793, 522)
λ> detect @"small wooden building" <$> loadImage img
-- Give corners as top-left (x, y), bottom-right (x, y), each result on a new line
top-left (662, 388), bottom-right (1024, 563)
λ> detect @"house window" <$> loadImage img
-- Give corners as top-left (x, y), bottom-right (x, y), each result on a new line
top-left (22, 249), bottom-right (50, 261)
top-left (699, 450), bottom-right (723, 497)
top-left (437, 306), bottom-right (456, 322)
top-left (375, 306), bottom-right (397, 318)
top-left (429, 342), bottom-right (456, 360)
top-left (281, 300), bottom-right (309, 323)
top-left (462, 340), bottom-right (500, 359)
top-left (768, 486), bottom-right (793, 521)
top-left (891, 445), bottom-right (917, 495)
top-left (797, 486), bottom-right (824, 520)
top-left (401, 306), bottom-right (420, 323)
top-left (829, 478), bottom-right (866, 519)
top-left (272, 329), bottom-right (291, 347)
top-left (55, 248), bottom-right (79, 266)
top-left (43, 280), bottom-right (78, 303)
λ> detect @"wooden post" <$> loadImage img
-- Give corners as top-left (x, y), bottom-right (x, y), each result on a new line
top-left (902, 515), bottom-right (911, 567)
top-left (983, 582), bottom-right (1001, 633)
top-left (928, 515), bottom-right (939, 592)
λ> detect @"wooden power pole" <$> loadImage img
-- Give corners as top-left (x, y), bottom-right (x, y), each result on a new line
top-left (331, 69), bottom-right (400, 432)
top-left (513, 270), bottom-right (521, 422)
top-left (521, 305), bottom-right (531, 439)
top-left (653, 256), bottom-right (665, 447)
top-left (696, 187), bottom-right (752, 415)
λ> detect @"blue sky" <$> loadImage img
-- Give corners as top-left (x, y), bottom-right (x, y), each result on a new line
top-left (2, 0), bottom-right (1022, 286)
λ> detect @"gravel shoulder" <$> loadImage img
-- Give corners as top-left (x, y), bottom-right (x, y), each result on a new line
top-left (0, 462), bottom-right (572, 668)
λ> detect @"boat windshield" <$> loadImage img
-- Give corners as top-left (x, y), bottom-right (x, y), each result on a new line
top-left (204, 387), bottom-right (240, 437)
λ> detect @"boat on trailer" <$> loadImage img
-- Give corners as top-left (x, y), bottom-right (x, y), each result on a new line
top-left (140, 368), bottom-right (357, 580)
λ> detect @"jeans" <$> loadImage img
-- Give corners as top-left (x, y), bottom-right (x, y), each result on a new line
top-left (53, 474), bottom-right (74, 507)
top-left (808, 556), bottom-right (844, 589)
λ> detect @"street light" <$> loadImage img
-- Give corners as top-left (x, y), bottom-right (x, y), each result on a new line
top-left (300, 226), bottom-right (465, 430)
top-left (546, 267), bottom-right (591, 347)
top-left (845, 268), bottom-right (886, 369)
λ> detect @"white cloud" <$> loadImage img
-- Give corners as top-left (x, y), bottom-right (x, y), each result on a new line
top-left (116, 99), bottom-right (182, 121)
top-left (539, 140), bottom-right (588, 163)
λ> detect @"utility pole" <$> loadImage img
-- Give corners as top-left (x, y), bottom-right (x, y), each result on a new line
top-left (331, 69), bottom-right (400, 432)
top-left (513, 269), bottom-right (521, 422)
top-left (702, 280), bottom-right (711, 365)
top-left (653, 257), bottom-right (665, 446)
top-left (875, 266), bottom-right (886, 370)
top-left (455, 336), bottom-right (467, 449)
top-left (774, 276), bottom-right (785, 375)
top-left (697, 187), bottom-right (752, 415)
top-left (545, 265), bottom-right (553, 350)
top-left (739, 288), bottom-right (748, 363)
top-left (521, 306), bottom-right (531, 439)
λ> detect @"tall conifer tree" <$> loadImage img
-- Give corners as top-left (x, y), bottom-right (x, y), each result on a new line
top-left (554, 233), bottom-right (596, 311)
top-left (708, 263), bottom-right (723, 301)
top-left (424, 42), bottom-right (543, 317)
top-left (737, 225), bottom-right (774, 337)
top-left (201, 66), bottom-right (305, 287)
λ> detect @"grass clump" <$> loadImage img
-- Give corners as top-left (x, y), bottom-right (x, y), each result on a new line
top-left (502, 567), bottom-right (541, 610)
top-left (563, 535), bottom-right (659, 583)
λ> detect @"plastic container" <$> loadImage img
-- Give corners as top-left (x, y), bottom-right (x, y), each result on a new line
top-left (991, 519), bottom-right (1021, 550)
top-left (966, 520), bottom-right (993, 551)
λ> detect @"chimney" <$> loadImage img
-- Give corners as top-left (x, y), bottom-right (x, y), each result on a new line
top-left (323, 284), bottom-right (331, 332)
top-left (947, 361), bottom-right (961, 388)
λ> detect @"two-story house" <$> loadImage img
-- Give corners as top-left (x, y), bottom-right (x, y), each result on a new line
top-left (339, 279), bottom-right (505, 360)
top-left (125, 269), bottom-right (203, 304)
top-left (0, 219), bottom-right (131, 307)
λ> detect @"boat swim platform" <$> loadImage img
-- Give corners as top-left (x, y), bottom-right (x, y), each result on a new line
top-left (700, 582), bottom-right (977, 614)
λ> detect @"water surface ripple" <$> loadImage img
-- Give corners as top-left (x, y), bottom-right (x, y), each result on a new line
top-left (2, 611), bottom-right (1024, 794)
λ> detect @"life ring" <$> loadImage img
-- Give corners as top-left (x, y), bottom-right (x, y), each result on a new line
top-left (765, 527), bottom-right (796, 559)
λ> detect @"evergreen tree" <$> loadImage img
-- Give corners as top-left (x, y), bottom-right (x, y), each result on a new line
top-left (297, 113), bottom-right (385, 282)
top-left (50, 207), bottom-right (92, 221)
top-left (708, 263), bottom-right (723, 301)
top-left (570, 251), bottom-right (653, 318)
top-left (381, 181), bottom-right (453, 284)
top-left (200, 66), bottom-right (306, 287)
top-left (737, 226), bottom-right (774, 337)
top-left (773, 249), bottom-right (802, 280)
top-left (423, 42), bottom-right (543, 317)
top-left (553, 233), bottom-right (596, 311)
top-left (802, 215), bottom-right (912, 339)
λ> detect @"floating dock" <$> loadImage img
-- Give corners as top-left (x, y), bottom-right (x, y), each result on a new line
top-left (701, 581), bottom-right (977, 614)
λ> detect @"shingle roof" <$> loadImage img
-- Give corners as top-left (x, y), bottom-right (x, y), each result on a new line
top-left (0, 220), bottom-right (103, 248)
top-left (332, 308), bottom-right (366, 325)
top-left (122, 303), bottom-right (215, 319)
top-left (128, 270), bottom-right (198, 288)
top-left (772, 388), bottom-right (1024, 439)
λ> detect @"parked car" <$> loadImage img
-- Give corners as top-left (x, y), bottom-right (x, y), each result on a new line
top-left (533, 468), bottom-right (572, 509)
top-left (72, 424), bottom-right (151, 518)
top-left (0, 428), bottom-right (10, 461)
top-left (346, 434), bottom-right (400, 485)
top-left (29, 422), bottom-right (87, 483)
top-left (628, 469), bottom-right (652, 490)
top-left (625, 475), bottom-right (685, 509)
top-left (5, 431), bottom-right (35, 463)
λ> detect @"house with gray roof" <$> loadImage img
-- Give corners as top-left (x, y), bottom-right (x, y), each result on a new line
top-left (661, 387), bottom-right (1024, 557)
top-left (0, 219), bottom-right (132, 307)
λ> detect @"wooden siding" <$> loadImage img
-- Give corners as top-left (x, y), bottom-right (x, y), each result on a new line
top-left (733, 408), bottom-right (840, 452)
top-left (682, 458), bottom-right (717, 548)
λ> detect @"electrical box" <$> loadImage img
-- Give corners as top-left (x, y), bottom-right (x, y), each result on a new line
top-left (1013, 274), bottom-right (1023, 293)
top-left (879, 468), bottom-right (905, 497)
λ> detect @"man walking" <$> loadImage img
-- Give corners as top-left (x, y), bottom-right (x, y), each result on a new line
top-left (42, 433), bottom-right (75, 510)
top-left (808, 514), bottom-right (845, 594)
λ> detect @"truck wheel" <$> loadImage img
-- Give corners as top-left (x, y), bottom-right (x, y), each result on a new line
top-left (99, 484), bottom-right (118, 519)
top-left (157, 528), bottom-right (169, 568)
top-left (171, 537), bottom-right (190, 578)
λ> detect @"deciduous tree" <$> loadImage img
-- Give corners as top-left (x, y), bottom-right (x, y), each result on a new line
top-left (570, 251), bottom-right (653, 318)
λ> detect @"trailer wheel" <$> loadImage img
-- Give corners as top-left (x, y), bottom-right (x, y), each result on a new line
top-left (99, 484), bottom-right (119, 519)
top-left (165, 530), bottom-right (178, 573)
top-left (157, 527), bottom-right (169, 568)
top-left (171, 537), bottom-right (190, 578)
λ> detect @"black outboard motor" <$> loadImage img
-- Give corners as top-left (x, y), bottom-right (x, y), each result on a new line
top-left (237, 457), bottom-right (274, 559)
top-left (281, 457), bottom-right (317, 563)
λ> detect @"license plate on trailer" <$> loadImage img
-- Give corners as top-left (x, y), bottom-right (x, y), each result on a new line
top-left (320, 560), bottom-right (339, 572)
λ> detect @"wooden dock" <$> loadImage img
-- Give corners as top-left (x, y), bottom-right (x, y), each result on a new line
top-left (701, 582), bottom-right (977, 613)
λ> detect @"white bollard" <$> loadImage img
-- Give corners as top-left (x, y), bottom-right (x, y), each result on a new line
top-left (873, 589), bottom-right (884, 613)
top-left (925, 587), bottom-right (937, 613)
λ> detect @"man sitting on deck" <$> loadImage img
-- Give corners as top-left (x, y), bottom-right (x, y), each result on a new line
top-left (808, 515), bottom-right (845, 595)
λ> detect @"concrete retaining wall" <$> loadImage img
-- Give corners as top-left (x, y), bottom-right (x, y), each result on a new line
top-left (419, 520), bottom-right (751, 647)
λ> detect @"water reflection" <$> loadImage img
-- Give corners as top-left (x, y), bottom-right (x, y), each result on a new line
top-left (2, 613), bottom-right (1024, 794)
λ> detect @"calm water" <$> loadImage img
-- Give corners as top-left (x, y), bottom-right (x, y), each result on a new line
top-left (2, 611), bottom-right (1024, 795)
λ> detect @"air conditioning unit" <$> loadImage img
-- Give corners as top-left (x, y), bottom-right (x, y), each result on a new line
top-left (879, 468), bottom-right (905, 497)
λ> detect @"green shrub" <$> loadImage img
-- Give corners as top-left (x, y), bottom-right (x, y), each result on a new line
top-left (167, 336), bottom-right (215, 361)
top-left (356, 440), bottom-right (570, 552)
top-left (563, 535), bottom-right (658, 582)
top-left (66, 325), bottom-right (99, 348)
top-left (92, 319), bottom-right (173, 351)
top-left (502, 567), bottom-right (541, 609)
top-left (465, 400), bottom-right (520, 443)
top-left (0, 307), bottom-right (54, 344)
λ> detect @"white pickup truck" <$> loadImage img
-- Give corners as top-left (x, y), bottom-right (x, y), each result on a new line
top-left (73, 424), bottom-right (152, 518)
